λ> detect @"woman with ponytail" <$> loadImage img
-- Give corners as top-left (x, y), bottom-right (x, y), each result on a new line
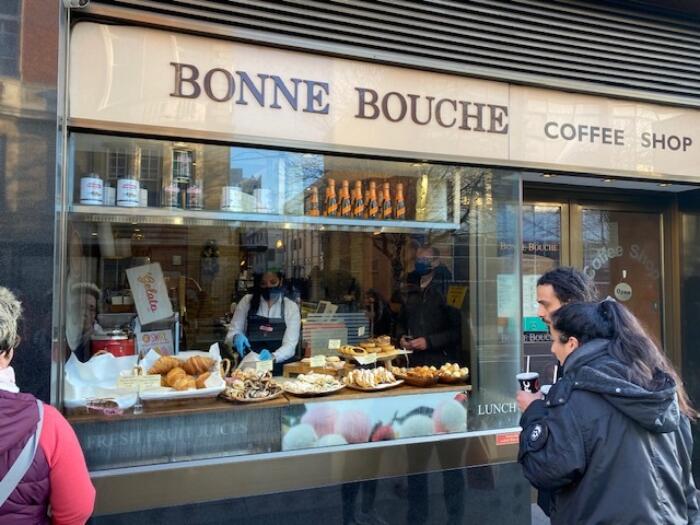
top-left (517, 299), bottom-right (699, 524)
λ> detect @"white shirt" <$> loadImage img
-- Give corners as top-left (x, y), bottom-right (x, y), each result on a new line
top-left (225, 294), bottom-right (301, 363)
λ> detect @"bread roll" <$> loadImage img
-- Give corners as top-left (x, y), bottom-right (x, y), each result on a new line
top-left (195, 372), bottom-right (211, 389)
top-left (149, 356), bottom-right (181, 375)
top-left (165, 367), bottom-right (186, 387)
top-left (183, 356), bottom-right (215, 375)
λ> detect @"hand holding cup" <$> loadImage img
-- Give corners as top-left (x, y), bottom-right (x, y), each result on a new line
top-left (516, 372), bottom-right (540, 393)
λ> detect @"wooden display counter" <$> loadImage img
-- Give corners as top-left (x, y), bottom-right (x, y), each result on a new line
top-left (66, 381), bottom-right (471, 422)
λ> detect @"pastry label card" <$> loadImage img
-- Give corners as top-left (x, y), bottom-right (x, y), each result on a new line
top-left (256, 360), bottom-right (274, 373)
top-left (309, 355), bottom-right (327, 367)
top-left (116, 374), bottom-right (162, 391)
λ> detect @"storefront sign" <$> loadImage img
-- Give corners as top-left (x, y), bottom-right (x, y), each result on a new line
top-left (70, 23), bottom-right (700, 181)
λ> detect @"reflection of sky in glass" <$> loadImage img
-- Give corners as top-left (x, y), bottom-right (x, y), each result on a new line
top-left (228, 147), bottom-right (324, 194)
top-left (583, 210), bottom-right (611, 288)
top-left (522, 205), bottom-right (560, 242)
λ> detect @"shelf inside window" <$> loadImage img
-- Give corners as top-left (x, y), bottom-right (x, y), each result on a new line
top-left (69, 205), bottom-right (459, 233)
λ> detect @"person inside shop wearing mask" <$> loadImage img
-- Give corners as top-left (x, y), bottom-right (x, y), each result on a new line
top-left (397, 245), bottom-right (460, 366)
top-left (226, 271), bottom-right (301, 373)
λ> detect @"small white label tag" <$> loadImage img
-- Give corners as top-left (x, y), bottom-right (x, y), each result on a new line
top-left (116, 374), bottom-right (162, 391)
top-left (357, 326), bottom-right (366, 337)
top-left (256, 360), bottom-right (274, 373)
top-left (309, 355), bottom-right (327, 367)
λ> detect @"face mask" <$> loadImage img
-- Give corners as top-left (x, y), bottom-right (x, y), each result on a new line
top-left (261, 286), bottom-right (282, 300)
top-left (414, 259), bottom-right (433, 276)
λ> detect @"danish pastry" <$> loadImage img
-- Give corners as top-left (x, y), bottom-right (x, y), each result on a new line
top-left (183, 356), bottom-right (215, 375)
top-left (148, 356), bottom-right (181, 375)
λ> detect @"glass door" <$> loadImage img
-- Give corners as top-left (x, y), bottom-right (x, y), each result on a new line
top-left (521, 202), bottom-right (568, 383)
top-left (573, 206), bottom-right (664, 344)
top-left (522, 192), bottom-right (669, 376)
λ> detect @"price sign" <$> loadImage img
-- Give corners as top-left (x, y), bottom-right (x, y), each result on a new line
top-left (256, 359), bottom-right (274, 373)
top-left (357, 326), bottom-right (366, 337)
top-left (328, 339), bottom-right (341, 350)
top-left (116, 374), bottom-right (162, 391)
top-left (309, 355), bottom-right (327, 367)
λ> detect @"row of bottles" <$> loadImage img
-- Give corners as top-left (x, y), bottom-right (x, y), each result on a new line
top-left (307, 179), bottom-right (406, 220)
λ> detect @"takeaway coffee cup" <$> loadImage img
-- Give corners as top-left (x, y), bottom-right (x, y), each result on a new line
top-left (516, 372), bottom-right (540, 393)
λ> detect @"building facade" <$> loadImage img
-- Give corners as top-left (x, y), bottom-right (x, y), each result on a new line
top-left (2, 1), bottom-right (700, 523)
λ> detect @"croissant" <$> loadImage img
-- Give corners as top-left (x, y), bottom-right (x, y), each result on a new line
top-left (172, 375), bottom-right (196, 391)
top-left (183, 356), bottom-right (215, 376)
top-left (165, 367), bottom-right (186, 387)
top-left (195, 372), bottom-right (211, 389)
top-left (149, 356), bottom-right (181, 375)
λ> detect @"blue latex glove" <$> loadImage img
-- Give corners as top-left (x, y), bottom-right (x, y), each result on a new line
top-left (233, 334), bottom-right (251, 357)
top-left (259, 349), bottom-right (273, 361)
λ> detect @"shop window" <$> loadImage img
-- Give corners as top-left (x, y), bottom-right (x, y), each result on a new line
top-left (63, 133), bottom-right (521, 469)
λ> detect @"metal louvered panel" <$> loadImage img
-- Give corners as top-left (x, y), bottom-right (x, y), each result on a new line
top-left (87, 0), bottom-right (700, 104)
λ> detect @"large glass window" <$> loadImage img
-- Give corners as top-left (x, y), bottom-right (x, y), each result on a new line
top-left (62, 133), bottom-right (521, 468)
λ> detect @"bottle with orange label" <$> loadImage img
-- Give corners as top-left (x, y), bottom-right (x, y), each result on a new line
top-left (363, 186), bottom-right (372, 219)
top-left (382, 182), bottom-right (393, 220)
top-left (325, 178), bottom-right (338, 217)
top-left (340, 180), bottom-right (352, 217)
top-left (394, 182), bottom-right (406, 219)
top-left (367, 181), bottom-right (379, 219)
top-left (308, 186), bottom-right (320, 217)
top-left (352, 180), bottom-right (364, 218)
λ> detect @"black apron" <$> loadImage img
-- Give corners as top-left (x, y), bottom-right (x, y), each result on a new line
top-left (246, 296), bottom-right (293, 375)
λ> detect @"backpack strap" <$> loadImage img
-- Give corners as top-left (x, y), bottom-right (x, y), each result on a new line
top-left (0, 400), bottom-right (44, 507)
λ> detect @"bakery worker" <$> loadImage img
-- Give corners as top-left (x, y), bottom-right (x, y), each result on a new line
top-left (226, 271), bottom-right (301, 373)
top-left (397, 245), bottom-right (460, 367)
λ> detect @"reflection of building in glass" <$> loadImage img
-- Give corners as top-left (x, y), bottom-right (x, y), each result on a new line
top-left (0, 2), bottom-right (21, 77)
top-left (0, 0), bottom-right (59, 401)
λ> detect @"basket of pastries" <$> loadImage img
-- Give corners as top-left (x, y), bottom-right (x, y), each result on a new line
top-left (438, 363), bottom-right (470, 384)
top-left (147, 354), bottom-right (216, 391)
top-left (391, 366), bottom-right (440, 387)
top-left (138, 348), bottom-right (226, 400)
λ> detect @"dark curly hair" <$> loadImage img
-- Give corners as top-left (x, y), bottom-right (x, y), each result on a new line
top-left (537, 267), bottom-right (597, 304)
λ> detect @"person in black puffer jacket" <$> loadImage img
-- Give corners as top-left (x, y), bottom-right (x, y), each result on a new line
top-left (517, 300), bottom-right (700, 525)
